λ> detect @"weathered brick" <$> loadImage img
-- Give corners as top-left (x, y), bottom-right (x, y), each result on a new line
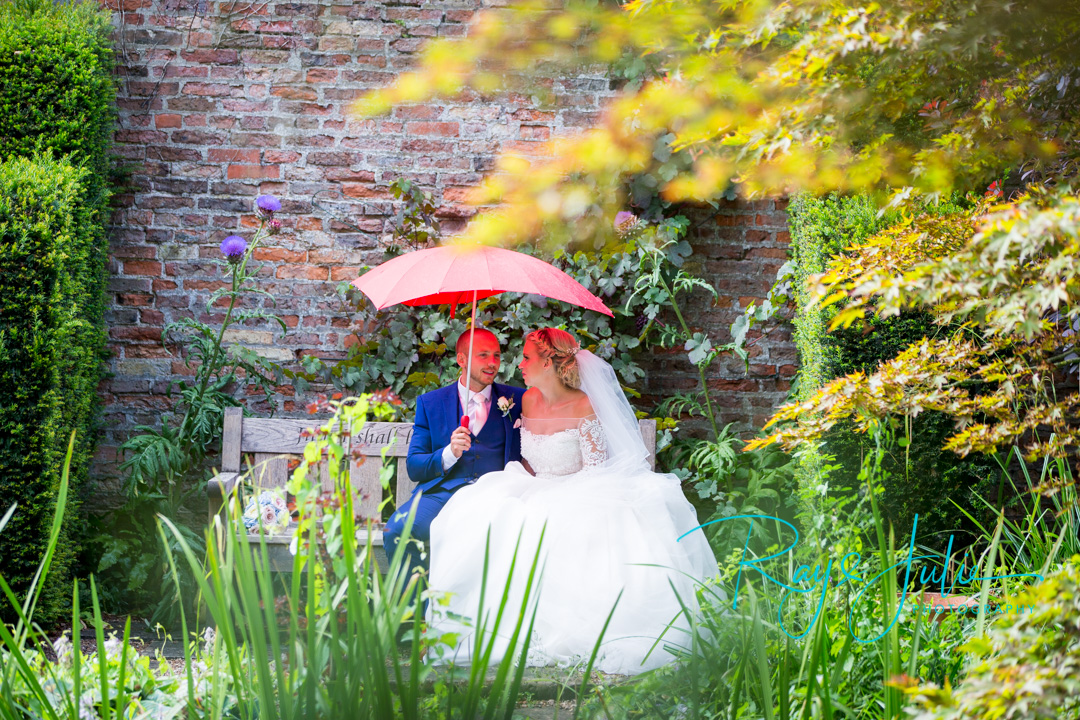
top-left (306, 68), bottom-right (338, 82)
top-left (275, 265), bottom-right (328, 280)
top-left (209, 148), bottom-right (260, 163)
top-left (254, 247), bottom-right (306, 262)
top-left (110, 325), bottom-right (163, 342)
top-left (271, 86), bottom-right (318, 101)
top-left (183, 82), bottom-right (240, 97)
top-left (180, 49), bottom-right (240, 64)
top-left (405, 121), bottom-right (459, 137)
top-left (122, 259), bottom-right (163, 276)
top-left (341, 183), bottom-right (392, 199)
top-left (227, 164), bottom-right (281, 179)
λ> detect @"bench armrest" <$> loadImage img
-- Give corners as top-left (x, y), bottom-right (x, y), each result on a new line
top-left (208, 472), bottom-right (242, 500)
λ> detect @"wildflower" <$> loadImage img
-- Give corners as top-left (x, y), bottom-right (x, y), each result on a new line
top-left (103, 637), bottom-right (123, 659)
top-left (220, 235), bottom-right (247, 263)
top-left (267, 218), bottom-right (282, 235)
top-left (256, 194), bottom-right (281, 217)
top-left (51, 635), bottom-right (72, 664)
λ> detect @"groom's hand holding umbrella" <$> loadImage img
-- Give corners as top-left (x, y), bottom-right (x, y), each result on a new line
top-left (449, 422), bottom-right (471, 458)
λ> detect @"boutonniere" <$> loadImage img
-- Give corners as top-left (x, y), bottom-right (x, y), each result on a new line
top-left (497, 396), bottom-right (515, 417)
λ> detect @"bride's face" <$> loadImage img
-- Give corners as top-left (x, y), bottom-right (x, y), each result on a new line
top-left (519, 340), bottom-right (553, 387)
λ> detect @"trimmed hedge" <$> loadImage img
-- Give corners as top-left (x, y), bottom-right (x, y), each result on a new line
top-left (0, 1), bottom-right (115, 626)
top-left (788, 194), bottom-right (996, 545)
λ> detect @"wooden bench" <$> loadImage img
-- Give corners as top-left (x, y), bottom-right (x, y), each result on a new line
top-left (207, 406), bottom-right (658, 572)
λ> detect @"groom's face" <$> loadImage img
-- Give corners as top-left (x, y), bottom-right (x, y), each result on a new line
top-left (457, 334), bottom-right (501, 392)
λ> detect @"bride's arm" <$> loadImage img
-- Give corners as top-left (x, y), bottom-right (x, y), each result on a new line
top-left (578, 411), bottom-right (608, 468)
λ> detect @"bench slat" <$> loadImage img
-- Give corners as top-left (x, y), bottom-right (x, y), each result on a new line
top-left (396, 457), bottom-right (415, 510)
top-left (239, 419), bottom-right (414, 456)
top-left (354, 457), bottom-right (382, 521)
top-left (222, 406), bottom-right (243, 472)
top-left (250, 452), bottom-right (289, 490)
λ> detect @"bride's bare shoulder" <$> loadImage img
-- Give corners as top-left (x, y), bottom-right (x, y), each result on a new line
top-left (569, 391), bottom-right (594, 419)
top-left (522, 387), bottom-right (541, 413)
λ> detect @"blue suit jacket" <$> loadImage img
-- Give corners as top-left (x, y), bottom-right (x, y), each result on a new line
top-left (406, 381), bottom-right (526, 496)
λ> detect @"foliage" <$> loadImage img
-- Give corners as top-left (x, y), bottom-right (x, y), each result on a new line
top-left (934, 447), bottom-right (1080, 590)
top-left (0, 0), bottom-right (116, 211)
top-left (779, 193), bottom-right (998, 547)
top-left (353, 1), bottom-right (1080, 245)
top-left (752, 188), bottom-right (1080, 467)
top-left (0, 434), bottom-right (219, 720)
top-left (95, 199), bottom-right (291, 627)
top-left (0, 156), bottom-right (101, 628)
top-left (0, 0), bottom-right (116, 628)
top-left (901, 556), bottom-right (1080, 720)
top-left (787, 194), bottom-right (900, 402)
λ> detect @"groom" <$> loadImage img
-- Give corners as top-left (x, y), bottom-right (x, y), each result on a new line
top-left (384, 328), bottom-right (525, 587)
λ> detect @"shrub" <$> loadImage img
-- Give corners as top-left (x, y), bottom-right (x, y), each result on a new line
top-left (0, 0), bottom-right (116, 207)
top-left (0, 0), bottom-right (116, 625)
top-left (787, 194), bottom-right (997, 547)
top-left (0, 156), bottom-right (98, 625)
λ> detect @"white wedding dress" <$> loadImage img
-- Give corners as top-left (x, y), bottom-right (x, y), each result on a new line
top-left (426, 351), bottom-right (718, 675)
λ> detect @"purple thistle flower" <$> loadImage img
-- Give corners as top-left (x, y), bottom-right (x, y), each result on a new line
top-left (256, 195), bottom-right (281, 216)
top-left (220, 235), bottom-right (247, 263)
top-left (614, 210), bottom-right (640, 236)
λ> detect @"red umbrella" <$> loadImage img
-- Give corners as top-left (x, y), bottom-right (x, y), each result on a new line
top-left (351, 243), bottom-right (613, 421)
top-left (353, 243), bottom-right (612, 316)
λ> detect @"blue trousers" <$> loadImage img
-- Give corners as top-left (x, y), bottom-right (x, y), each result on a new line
top-left (383, 487), bottom-right (455, 614)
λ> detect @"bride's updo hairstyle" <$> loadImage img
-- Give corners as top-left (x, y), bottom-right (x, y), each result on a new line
top-left (526, 328), bottom-right (581, 389)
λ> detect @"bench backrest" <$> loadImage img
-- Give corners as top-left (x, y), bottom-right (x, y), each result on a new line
top-left (220, 406), bottom-right (657, 520)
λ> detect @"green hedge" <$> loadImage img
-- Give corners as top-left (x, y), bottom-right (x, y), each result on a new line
top-left (788, 194), bottom-right (996, 545)
top-left (0, 1), bottom-right (115, 626)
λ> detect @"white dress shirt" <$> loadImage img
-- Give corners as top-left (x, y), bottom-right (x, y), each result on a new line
top-left (440, 380), bottom-right (493, 471)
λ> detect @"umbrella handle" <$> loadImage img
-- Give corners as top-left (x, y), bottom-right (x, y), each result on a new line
top-left (462, 288), bottom-right (478, 428)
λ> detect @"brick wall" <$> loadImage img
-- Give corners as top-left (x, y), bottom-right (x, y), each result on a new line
top-left (97, 0), bottom-right (795, 491)
top-left (637, 200), bottom-right (796, 438)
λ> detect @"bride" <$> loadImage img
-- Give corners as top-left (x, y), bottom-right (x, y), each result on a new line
top-left (425, 327), bottom-right (718, 675)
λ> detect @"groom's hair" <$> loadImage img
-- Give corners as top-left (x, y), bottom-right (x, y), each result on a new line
top-left (455, 328), bottom-right (499, 355)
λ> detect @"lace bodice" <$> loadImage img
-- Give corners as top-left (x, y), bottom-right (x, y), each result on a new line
top-left (519, 415), bottom-right (608, 478)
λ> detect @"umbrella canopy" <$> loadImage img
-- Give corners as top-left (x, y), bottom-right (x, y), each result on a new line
top-left (351, 244), bottom-right (614, 317)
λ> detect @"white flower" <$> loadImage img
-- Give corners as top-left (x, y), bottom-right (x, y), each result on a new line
top-left (103, 637), bottom-right (123, 659)
top-left (497, 396), bottom-right (515, 417)
top-left (51, 635), bottom-right (72, 664)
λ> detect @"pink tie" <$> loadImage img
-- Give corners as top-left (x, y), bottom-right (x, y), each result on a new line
top-left (469, 395), bottom-right (488, 432)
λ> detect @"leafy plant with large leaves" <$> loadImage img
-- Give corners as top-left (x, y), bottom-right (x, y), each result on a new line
top-left (94, 199), bottom-right (292, 625)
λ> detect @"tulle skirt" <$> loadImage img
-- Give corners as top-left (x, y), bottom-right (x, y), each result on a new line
top-left (425, 461), bottom-right (719, 675)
